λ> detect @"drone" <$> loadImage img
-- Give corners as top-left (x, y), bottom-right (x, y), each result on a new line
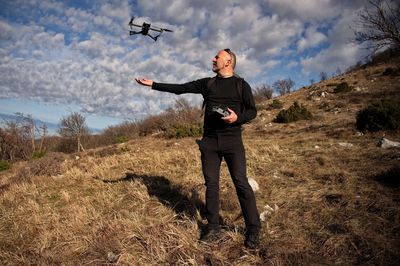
top-left (128, 17), bottom-right (173, 41)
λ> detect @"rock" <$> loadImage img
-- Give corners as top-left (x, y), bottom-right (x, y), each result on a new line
top-left (355, 131), bottom-right (364, 136)
top-left (107, 251), bottom-right (118, 263)
top-left (260, 204), bottom-right (279, 221)
top-left (272, 171), bottom-right (279, 179)
top-left (260, 211), bottom-right (269, 222)
top-left (379, 138), bottom-right (400, 148)
top-left (354, 86), bottom-right (368, 92)
top-left (339, 142), bottom-right (353, 148)
top-left (248, 177), bottom-right (259, 192)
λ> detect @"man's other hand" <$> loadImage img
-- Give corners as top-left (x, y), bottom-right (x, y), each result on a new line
top-left (221, 108), bottom-right (237, 124)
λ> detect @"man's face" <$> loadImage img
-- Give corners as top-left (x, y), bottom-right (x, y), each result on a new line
top-left (212, 50), bottom-right (231, 73)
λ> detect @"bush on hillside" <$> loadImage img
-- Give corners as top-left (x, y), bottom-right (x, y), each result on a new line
top-left (0, 160), bottom-right (11, 171)
top-left (275, 102), bottom-right (313, 123)
top-left (56, 138), bottom-right (77, 153)
top-left (269, 99), bottom-right (283, 109)
top-left (31, 150), bottom-right (46, 160)
top-left (356, 99), bottom-right (400, 131)
top-left (334, 82), bottom-right (352, 93)
top-left (166, 123), bottom-right (203, 139)
top-left (115, 135), bottom-right (129, 143)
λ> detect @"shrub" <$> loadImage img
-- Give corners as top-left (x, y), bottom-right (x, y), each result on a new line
top-left (275, 102), bottom-right (313, 123)
top-left (0, 160), bottom-right (11, 171)
top-left (269, 99), bottom-right (283, 109)
top-left (334, 82), bottom-right (351, 93)
top-left (356, 99), bottom-right (400, 131)
top-left (255, 104), bottom-right (265, 111)
top-left (56, 138), bottom-right (76, 153)
top-left (115, 135), bottom-right (129, 143)
top-left (166, 123), bottom-right (203, 139)
top-left (31, 150), bottom-right (46, 160)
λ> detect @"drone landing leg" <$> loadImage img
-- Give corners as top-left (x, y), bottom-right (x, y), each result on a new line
top-left (147, 34), bottom-right (157, 41)
top-left (148, 33), bottom-right (163, 42)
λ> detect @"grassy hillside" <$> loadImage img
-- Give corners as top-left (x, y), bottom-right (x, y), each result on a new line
top-left (1, 57), bottom-right (399, 265)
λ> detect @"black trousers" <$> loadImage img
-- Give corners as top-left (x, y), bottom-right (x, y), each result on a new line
top-left (198, 131), bottom-right (261, 232)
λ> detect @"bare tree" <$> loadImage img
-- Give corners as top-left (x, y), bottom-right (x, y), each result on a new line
top-left (1, 120), bottom-right (28, 161)
top-left (174, 98), bottom-right (192, 111)
top-left (15, 113), bottom-right (36, 152)
top-left (353, 0), bottom-right (400, 51)
top-left (320, 72), bottom-right (328, 81)
top-left (37, 124), bottom-right (48, 152)
top-left (272, 78), bottom-right (295, 96)
top-left (335, 67), bottom-right (342, 76)
top-left (58, 112), bottom-right (89, 152)
top-left (253, 84), bottom-right (273, 100)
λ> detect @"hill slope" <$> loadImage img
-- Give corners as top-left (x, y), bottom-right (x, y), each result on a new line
top-left (1, 58), bottom-right (399, 265)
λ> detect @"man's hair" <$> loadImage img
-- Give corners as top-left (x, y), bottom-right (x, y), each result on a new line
top-left (224, 48), bottom-right (236, 69)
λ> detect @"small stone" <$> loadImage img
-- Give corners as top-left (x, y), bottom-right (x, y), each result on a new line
top-left (248, 177), bottom-right (259, 192)
top-left (107, 251), bottom-right (118, 263)
top-left (379, 138), bottom-right (400, 148)
top-left (338, 142), bottom-right (353, 148)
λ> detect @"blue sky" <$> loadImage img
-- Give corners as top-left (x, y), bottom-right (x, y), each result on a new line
top-left (0, 0), bottom-right (370, 132)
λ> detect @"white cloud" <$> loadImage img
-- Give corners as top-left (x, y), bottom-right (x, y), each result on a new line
top-left (286, 61), bottom-right (298, 69)
top-left (265, 0), bottom-right (343, 22)
top-left (297, 26), bottom-right (327, 51)
top-left (0, 21), bottom-right (13, 40)
top-left (300, 8), bottom-right (368, 74)
top-left (99, 0), bottom-right (132, 22)
top-left (301, 42), bottom-right (362, 74)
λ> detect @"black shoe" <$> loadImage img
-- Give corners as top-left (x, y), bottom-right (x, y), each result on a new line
top-left (199, 226), bottom-right (221, 242)
top-left (244, 231), bottom-right (259, 249)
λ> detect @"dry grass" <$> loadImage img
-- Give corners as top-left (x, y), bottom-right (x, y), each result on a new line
top-left (1, 59), bottom-right (400, 265)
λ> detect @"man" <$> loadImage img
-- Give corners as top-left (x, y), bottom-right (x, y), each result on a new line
top-left (135, 48), bottom-right (261, 249)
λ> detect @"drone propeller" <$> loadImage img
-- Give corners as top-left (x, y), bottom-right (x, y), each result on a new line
top-left (148, 26), bottom-right (173, 33)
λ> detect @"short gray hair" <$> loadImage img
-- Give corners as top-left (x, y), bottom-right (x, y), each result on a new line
top-left (224, 48), bottom-right (236, 69)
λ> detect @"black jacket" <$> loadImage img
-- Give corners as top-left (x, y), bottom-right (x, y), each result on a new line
top-left (152, 76), bottom-right (257, 136)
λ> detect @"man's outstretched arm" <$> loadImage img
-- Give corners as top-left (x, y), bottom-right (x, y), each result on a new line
top-left (135, 77), bottom-right (207, 95)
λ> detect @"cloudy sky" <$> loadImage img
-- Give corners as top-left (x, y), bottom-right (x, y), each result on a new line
top-left (0, 0), bottom-right (370, 131)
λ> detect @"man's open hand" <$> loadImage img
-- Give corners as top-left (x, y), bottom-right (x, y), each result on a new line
top-left (135, 78), bottom-right (153, 87)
